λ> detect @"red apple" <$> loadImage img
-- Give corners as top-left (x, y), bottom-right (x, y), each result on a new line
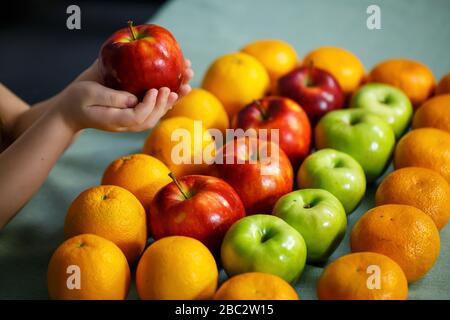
top-left (149, 174), bottom-right (245, 254)
top-left (278, 65), bottom-right (344, 124)
top-left (99, 21), bottom-right (184, 99)
top-left (232, 96), bottom-right (311, 169)
top-left (210, 137), bottom-right (293, 215)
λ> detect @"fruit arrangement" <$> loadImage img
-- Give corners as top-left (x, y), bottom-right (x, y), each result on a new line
top-left (47, 24), bottom-right (450, 300)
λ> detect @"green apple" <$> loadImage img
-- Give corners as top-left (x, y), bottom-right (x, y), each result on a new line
top-left (273, 189), bottom-right (346, 263)
top-left (315, 109), bottom-right (395, 183)
top-left (297, 148), bottom-right (366, 214)
top-left (221, 214), bottom-right (307, 283)
top-left (350, 83), bottom-right (413, 139)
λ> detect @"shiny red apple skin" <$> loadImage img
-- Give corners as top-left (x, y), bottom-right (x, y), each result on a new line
top-left (232, 96), bottom-right (311, 169)
top-left (99, 24), bottom-right (184, 99)
top-left (210, 137), bottom-right (293, 215)
top-left (149, 175), bottom-right (245, 254)
top-left (278, 66), bottom-right (344, 124)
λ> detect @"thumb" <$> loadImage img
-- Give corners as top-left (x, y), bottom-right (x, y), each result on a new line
top-left (87, 83), bottom-right (138, 108)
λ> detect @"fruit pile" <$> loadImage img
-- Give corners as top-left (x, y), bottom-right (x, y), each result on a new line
top-left (47, 26), bottom-right (450, 300)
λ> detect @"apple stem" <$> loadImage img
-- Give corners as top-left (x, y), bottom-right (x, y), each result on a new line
top-left (168, 172), bottom-right (189, 200)
top-left (127, 20), bottom-right (138, 41)
top-left (254, 100), bottom-right (267, 120)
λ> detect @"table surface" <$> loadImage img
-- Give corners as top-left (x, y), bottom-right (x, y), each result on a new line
top-left (1, 0), bottom-right (450, 299)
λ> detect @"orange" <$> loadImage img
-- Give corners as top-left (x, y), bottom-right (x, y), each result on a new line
top-left (351, 204), bottom-right (440, 283)
top-left (367, 59), bottom-right (435, 108)
top-left (376, 167), bottom-right (450, 230)
top-left (241, 39), bottom-right (298, 92)
top-left (394, 128), bottom-right (450, 184)
top-left (436, 72), bottom-right (450, 95)
top-left (143, 116), bottom-right (214, 177)
top-left (317, 252), bottom-right (408, 300)
top-left (163, 88), bottom-right (229, 134)
top-left (48, 234), bottom-right (130, 300)
top-left (136, 236), bottom-right (218, 300)
top-left (303, 47), bottom-right (365, 95)
top-left (214, 272), bottom-right (299, 300)
top-left (412, 94), bottom-right (450, 133)
top-left (202, 52), bottom-right (270, 118)
top-left (64, 185), bottom-right (147, 264)
top-left (101, 154), bottom-right (171, 211)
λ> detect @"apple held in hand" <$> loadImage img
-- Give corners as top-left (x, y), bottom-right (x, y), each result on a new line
top-left (273, 189), bottom-right (347, 263)
top-left (149, 174), bottom-right (245, 255)
top-left (350, 83), bottom-right (413, 139)
top-left (315, 109), bottom-right (395, 183)
top-left (99, 21), bottom-right (184, 99)
top-left (232, 97), bottom-right (311, 169)
top-left (209, 137), bottom-right (293, 215)
top-left (278, 65), bottom-right (344, 124)
top-left (221, 214), bottom-right (307, 283)
top-left (297, 148), bottom-right (366, 214)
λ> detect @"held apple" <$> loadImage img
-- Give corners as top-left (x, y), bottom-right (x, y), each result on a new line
top-left (149, 174), bottom-right (245, 255)
top-left (273, 189), bottom-right (347, 263)
top-left (350, 83), bottom-right (413, 139)
top-left (315, 109), bottom-right (395, 183)
top-left (99, 21), bottom-right (184, 99)
top-left (278, 65), bottom-right (344, 124)
top-left (297, 148), bottom-right (366, 214)
top-left (209, 137), bottom-right (293, 215)
top-left (232, 97), bottom-right (311, 169)
top-left (221, 214), bottom-right (307, 283)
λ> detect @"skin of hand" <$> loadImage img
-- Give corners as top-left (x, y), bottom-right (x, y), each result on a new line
top-left (0, 59), bottom-right (193, 229)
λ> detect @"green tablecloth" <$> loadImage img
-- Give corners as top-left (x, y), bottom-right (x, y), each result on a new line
top-left (1, 0), bottom-right (449, 299)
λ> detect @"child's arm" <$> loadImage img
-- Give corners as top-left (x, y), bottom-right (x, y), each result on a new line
top-left (0, 79), bottom-right (189, 229)
top-left (0, 84), bottom-right (30, 141)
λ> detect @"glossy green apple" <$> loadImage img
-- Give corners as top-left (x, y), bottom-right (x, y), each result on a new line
top-left (350, 83), bottom-right (413, 139)
top-left (273, 189), bottom-right (346, 263)
top-left (221, 214), bottom-right (307, 283)
top-left (315, 109), bottom-right (395, 183)
top-left (297, 148), bottom-right (366, 214)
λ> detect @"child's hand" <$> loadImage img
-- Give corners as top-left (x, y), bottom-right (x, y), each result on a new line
top-left (56, 81), bottom-right (179, 132)
top-left (59, 58), bottom-right (193, 133)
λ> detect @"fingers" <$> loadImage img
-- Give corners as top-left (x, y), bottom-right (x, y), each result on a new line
top-left (178, 83), bottom-right (192, 98)
top-left (182, 65), bottom-right (194, 85)
top-left (126, 88), bottom-right (179, 132)
top-left (85, 82), bottom-right (138, 108)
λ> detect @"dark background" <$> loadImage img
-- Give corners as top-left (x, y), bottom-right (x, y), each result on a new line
top-left (0, 0), bottom-right (166, 104)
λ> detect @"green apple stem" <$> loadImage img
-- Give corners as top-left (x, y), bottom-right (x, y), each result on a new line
top-left (168, 172), bottom-right (189, 199)
top-left (128, 20), bottom-right (138, 41)
top-left (254, 100), bottom-right (268, 120)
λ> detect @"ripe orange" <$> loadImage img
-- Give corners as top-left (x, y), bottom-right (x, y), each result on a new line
top-left (412, 94), bottom-right (450, 133)
top-left (351, 204), bottom-right (440, 283)
top-left (241, 39), bottom-right (298, 92)
top-left (48, 234), bottom-right (130, 300)
top-left (101, 154), bottom-right (171, 211)
top-left (436, 72), bottom-right (450, 95)
top-left (136, 236), bottom-right (218, 300)
top-left (214, 272), bottom-right (299, 300)
top-left (394, 128), bottom-right (450, 184)
top-left (202, 52), bottom-right (270, 118)
top-left (317, 252), bottom-right (408, 300)
top-left (303, 47), bottom-right (365, 95)
top-left (368, 59), bottom-right (435, 108)
top-left (143, 116), bottom-right (214, 177)
top-left (163, 88), bottom-right (229, 134)
top-left (64, 185), bottom-right (147, 264)
top-left (376, 167), bottom-right (450, 230)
